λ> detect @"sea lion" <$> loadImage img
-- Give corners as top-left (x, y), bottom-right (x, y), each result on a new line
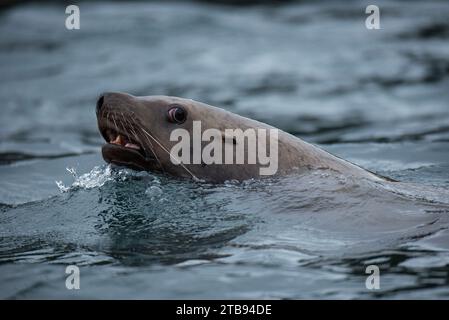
top-left (96, 92), bottom-right (385, 182)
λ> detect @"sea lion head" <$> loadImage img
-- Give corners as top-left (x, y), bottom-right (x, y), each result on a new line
top-left (96, 92), bottom-right (270, 181)
top-left (96, 92), bottom-right (385, 182)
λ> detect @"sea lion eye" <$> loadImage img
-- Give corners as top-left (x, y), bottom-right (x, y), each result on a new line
top-left (167, 105), bottom-right (187, 124)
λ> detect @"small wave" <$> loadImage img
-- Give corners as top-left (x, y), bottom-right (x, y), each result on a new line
top-left (55, 164), bottom-right (161, 193)
top-left (55, 165), bottom-right (113, 192)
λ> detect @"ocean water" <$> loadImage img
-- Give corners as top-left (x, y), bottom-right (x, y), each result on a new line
top-left (1, 0), bottom-right (449, 299)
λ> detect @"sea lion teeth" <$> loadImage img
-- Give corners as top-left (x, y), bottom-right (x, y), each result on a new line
top-left (111, 135), bottom-right (124, 145)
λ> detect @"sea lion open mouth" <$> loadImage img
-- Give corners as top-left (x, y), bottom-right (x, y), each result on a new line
top-left (99, 122), bottom-right (155, 171)
top-left (96, 97), bottom-right (157, 171)
top-left (103, 128), bottom-right (145, 158)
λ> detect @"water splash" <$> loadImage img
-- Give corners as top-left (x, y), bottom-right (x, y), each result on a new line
top-left (55, 165), bottom-right (113, 192)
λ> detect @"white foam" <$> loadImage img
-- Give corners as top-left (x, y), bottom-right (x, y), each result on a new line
top-left (55, 165), bottom-right (113, 192)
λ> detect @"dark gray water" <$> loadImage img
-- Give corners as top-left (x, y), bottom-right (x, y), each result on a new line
top-left (1, 0), bottom-right (449, 299)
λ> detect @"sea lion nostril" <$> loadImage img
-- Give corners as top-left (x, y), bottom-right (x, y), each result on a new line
top-left (96, 95), bottom-right (105, 114)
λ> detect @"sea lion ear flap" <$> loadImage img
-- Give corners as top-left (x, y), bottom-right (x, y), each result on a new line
top-left (221, 130), bottom-right (237, 145)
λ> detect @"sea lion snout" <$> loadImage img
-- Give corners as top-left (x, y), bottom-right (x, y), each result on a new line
top-left (96, 92), bottom-right (162, 173)
top-left (96, 92), bottom-right (136, 115)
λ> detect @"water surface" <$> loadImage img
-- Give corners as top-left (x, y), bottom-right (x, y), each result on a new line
top-left (1, 0), bottom-right (449, 299)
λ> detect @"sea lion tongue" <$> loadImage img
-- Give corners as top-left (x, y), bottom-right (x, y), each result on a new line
top-left (125, 143), bottom-right (140, 150)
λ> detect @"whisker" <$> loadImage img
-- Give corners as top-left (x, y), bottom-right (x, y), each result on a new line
top-left (133, 123), bottom-right (165, 173)
top-left (125, 117), bottom-right (162, 169)
top-left (118, 115), bottom-right (130, 141)
top-left (111, 115), bottom-right (119, 132)
top-left (104, 111), bottom-right (111, 133)
top-left (123, 116), bottom-right (140, 143)
top-left (139, 126), bottom-right (198, 181)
